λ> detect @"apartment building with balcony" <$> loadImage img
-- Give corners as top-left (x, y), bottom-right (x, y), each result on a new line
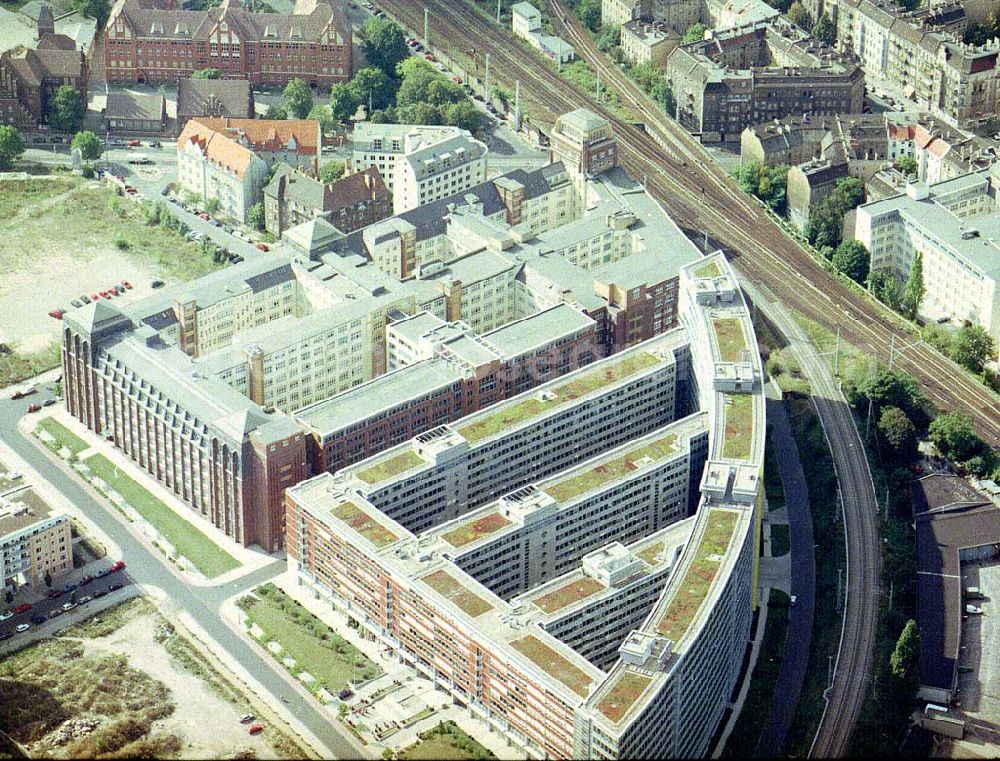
top-left (0, 497), bottom-right (71, 592)
top-left (853, 171), bottom-right (1000, 342)
top-left (285, 250), bottom-right (765, 759)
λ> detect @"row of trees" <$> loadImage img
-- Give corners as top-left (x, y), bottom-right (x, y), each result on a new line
top-left (0, 125), bottom-right (103, 170)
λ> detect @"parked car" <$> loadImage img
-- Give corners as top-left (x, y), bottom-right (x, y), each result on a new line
top-left (248, 724), bottom-right (264, 736)
top-left (78, 595), bottom-right (93, 604)
top-left (199, 212), bottom-right (210, 221)
top-left (13, 603), bottom-right (31, 615)
top-left (425, 52), bottom-right (435, 61)
top-left (46, 589), bottom-right (64, 599)
top-left (151, 280), bottom-right (165, 289)
top-left (0, 610), bottom-right (12, 621)
top-left (70, 299), bottom-right (81, 308)
top-left (338, 688), bottom-right (353, 700)
top-left (15, 623), bottom-right (30, 633)
top-left (91, 293), bottom-right (100, 301)
top-left (240, 714), bottom-right (255, 724)
top-left (256, 243), bottom-right (269, 252)
top-left (127, 139), bottom-right (141, 147)
top-left (48, 608), bottom-right (63, 619)
top-left (0, 631), bottom-right (12, 641)
top-left (79, 575), bottom-right (94, 586)
top-left (63, 582), bottom-right (77, 592)
top-left (42, 398), bottom-right (56, 406)
top-left (27, 404), bottom-right (41, 413)
top-left (81, 295), bottom-right (91, 304)
top-left (62, 601), bottom-right (77, 611)
top-left (110, 560), bottom-right (127, 572)
top-left (122, 280), bottom-right (133, 289)
top-left (108, 583), bottom-right (123, 592)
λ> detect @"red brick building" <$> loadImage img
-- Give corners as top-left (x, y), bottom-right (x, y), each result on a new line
top-left (104, 0), bottom-right (351, 88)
top-left (0, 37), bottom-right (88, 128)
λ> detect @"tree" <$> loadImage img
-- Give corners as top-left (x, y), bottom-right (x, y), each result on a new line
top-left (901, 250), bottom-right (924, 320)
top-left (766, 0), bottom-right (792, 11)
top-left (894, 155), bottom-right (917, 177)
top-left (857, 366), bottom-right (922, 418)
top-left (396, 101), bottom-right (443, 125)
top-left (396, 56), bottom-right (435, 81)
top-left (444, 100), bottom-right (482, 133)
top-left (329, 84), bottom-right (360, 122)
top-left (787, 2), bottom-right (811, 28)
top-left (308, 104), bottom-right (336, 135)
top-left (579, 0), bottom-right (601, 31)
top-left (205, 197), bottom-right (220, 213)
top-left (72, 130), bottom-right (102, 161)
top-left (247, 202), bottom-right (265, 231)
top-left (283, 78), bottom-right (313, 119)
top-left (265, 103), bottom-right (287, 120)
top-left (867, 269), bottom-right (901, 310)
top-left (0, 125), bottom-right (25, 170)
top-left (890, 619), bottom-right (920, 691)
top-left (426, 78), bottom-right (465, 107)
top-left (318, 160), bottom-right (346, 183)
top-left (362, 17), bottom-right (410, 79)
top-left (683, 23), bottom-right (709, 43)
top-left (70, 0), bottom-right (109, 26)
top-left (396, 67), bottom-right (440, 106)
top-left (44, 570), bottom-right (52, 588)
top-left (830, 176), bottom-right (865, 211)
top-left (878, 406), bottom-right (916, 461)
top-left (596, 24), bottom-right (620, 51)
top-left (951, 325), bottom-right (995, 374)
top-left (650, 79), bottom-right (676, 117)
top-left (812, 13), bottom-right (834, 44)
top-left (928, 411), bottom-right (982, 461)
top-left (349, 67), bottom-right (394, 112)
top-left (47, 85), bottom-right (85, 132)
top-left (192, 68), bottom-right (220, 79)
top-left (832, 240), bottom-right (870, 284)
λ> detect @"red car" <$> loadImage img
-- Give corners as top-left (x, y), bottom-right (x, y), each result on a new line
top-left (13, 603), bottom-right (31, 614)
top-left (248, 724), bottom-right (264, 736)
top-left (27, 404), bottom-right (41, 413)
top-left (47, 309), bottom-right (62, 319)
top-left (110, 560), bottom-right (126, 572)
top-left (127, 140), bottom-right (141, 148)
top-left (256, 243), bottom-right (269, 252)
top-left (122, 280), bottom-right (133, 290)
top-left (199, 212), bottom-right (210, 221)
top-left (425, 53), bottom-right (435, 61)
top-left (91, 293), bottom-right (99, 301)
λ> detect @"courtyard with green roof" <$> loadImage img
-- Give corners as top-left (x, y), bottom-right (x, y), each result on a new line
top-left (331, 501), bottom-right (397, 548)
top-left (510, 635), bottom-right (593, 697)
top-left (458, 352), bottom-right (660, 443)
top-left (422, 569), bottom-right (494, 617)
top-left (441, 511), bottom-right (512, 548)
top-left (544, 433), bottom-right (678, 503)
top-left (721, 393), bottom-right (754, 461)
top-left (656, 509), bottom-right (738, 643)
top-left (693, 260), bottom-right (722, 279)
top-left (596, 671), bottom-right (653, 723)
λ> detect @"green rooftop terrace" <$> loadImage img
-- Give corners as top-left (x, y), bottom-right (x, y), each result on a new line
top-left (596, 671), bottom-right (653, 724)
top-left (721, 393), bottom-right (754, 461)
top-left (331, 501), bottom-right (397, 548)
top-left (511, 635), bottom-right (593, 697)
top-left (636, 541), bottom-right (665, 566)
top-left (693, 260), bottom-right (722, 279)
top-left (441, 511), bottom-right (512, 548)
top-left (531, 576), bottom-right (606, 614)
top-left (656, 510), bottom-right (738, 643)
top-left (545, 433), bottom-right (678, 503)
top-left (712, 318), bottom-right (748, 363)
top-left (458, 352), bottom-right (661, 444)
top-left (422, 569), bottom-right (493, 618)
top-left (357, 449), bottom-right (424, 485)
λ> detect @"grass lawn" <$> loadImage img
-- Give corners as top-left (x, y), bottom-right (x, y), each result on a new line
top-left (0, 341), bottom-right (60, 389)
top-left (241, 583), bottom-right (381, 693)
top-left (459, 352), bottom-right (659, 443)
top-left (422, 569), bottom-right (493, 617)
top-left (400, 720), bottom-right (495, 760)
top-left (596, 671), bottom-right (652, 723)
top-left (331, 500), bottom-right (398, 547)
top-left (532, 576), bottom-right (605, 614)
top-left (510, 635), bottom-right (593, 697)
top-left (770, 524), bottom-right (790, 556)
top-left (36, 416), bottom-right (89, 456)
top-left (637, 541), bottom-right (665, 566)
top-left (722, 393), bottom-right (754, 461)
top-left (356, 449), bottom-right (423, 485)
top-left (0, 179), bottom-right (222, 282)
top-left (83, 454), bottom-right (239, 578)
top-left (545, 433), bottom-right (677, 503)
top-left (713, 318), bottom-right (748, 363)
top-left (442, 511), bottom-right (512, 548)
top-left (657, 509), bottom-right (738, 642)
top-left (721, 589), bottom-right (790, 756)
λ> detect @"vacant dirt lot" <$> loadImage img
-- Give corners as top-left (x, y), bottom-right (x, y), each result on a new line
top-left (0, 598), bottom-right (302, 759)
top-left (0, 177), bottom-right (219, 353)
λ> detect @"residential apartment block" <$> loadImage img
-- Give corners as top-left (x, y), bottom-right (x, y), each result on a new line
top-left (832, 0), bottom-right (1000, 129)
top-left (666, 17), bottom-right (864, 142)
top-left (602, 0), bottom-right (652, 27)
top-left (103, 0), bottom-right (351, 88)
top-left (263, 163), bottom-right (391, 236)
top-left (351, 123), bottom-right (487, 208)
top-left (0, 495), bottom-right (71, 592)
top-left (621, 20), bottom-right (679, 67)
top-left (854, 172), bottom-right (1000, 342)
top-left (285, 251), bottom-right (765, 759)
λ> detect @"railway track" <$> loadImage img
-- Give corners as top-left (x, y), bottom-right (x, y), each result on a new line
top-left (377, 0), bottom-right (1000, 450)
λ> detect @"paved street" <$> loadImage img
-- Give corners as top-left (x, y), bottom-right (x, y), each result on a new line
top-left (0, 390), bottom-right (363, 759)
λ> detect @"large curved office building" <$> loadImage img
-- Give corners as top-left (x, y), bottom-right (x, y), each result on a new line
top-left (286, 250), bottom-right (765, 759)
